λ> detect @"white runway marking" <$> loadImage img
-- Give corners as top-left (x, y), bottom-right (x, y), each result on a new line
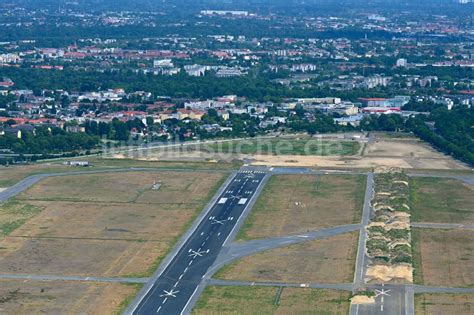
top-left (189, 248), bottom-right (205, 258)
top-left (160, 289), bottom-right (179, 298)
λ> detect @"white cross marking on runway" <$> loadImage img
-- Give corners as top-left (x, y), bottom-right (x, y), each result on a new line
top-left (160, 289), bottom-right (179, 298)
top-left (211, 218), bottom-right (225, 225)
top-left (189, 249), bottom-right (206, 258)
top-left (374, 289), bottom-right (391, 297)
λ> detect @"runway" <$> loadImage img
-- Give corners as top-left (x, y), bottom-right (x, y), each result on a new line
top-left (130, 167), bottom-right (268, 315)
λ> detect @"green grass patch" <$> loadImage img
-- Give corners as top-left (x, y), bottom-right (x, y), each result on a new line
top-left (114, 283), bottom-right (143, 315)
top-left (205, 139), bottom-right (360, 156)
top-left (410, 177), bottom-right (474, 223)
top-left (411, 228), bottom-right (424, 284)
top-left (0, 200), bottom-right (44, 238)
top-left (353, 175), bottom-right (367, 223)
top-left (193, 286), bottom-right (351, 314)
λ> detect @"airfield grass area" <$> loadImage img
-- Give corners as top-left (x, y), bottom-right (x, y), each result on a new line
top-left (412, 228), bottom-right (474, 287)
top-left (237, 174), bottom-right (365, 240)
top-left (0, 171), bottom-right (226, 278)
top-left (410, 177), bottom-right (474, 224)
top-left (0, 164), bottom-right (71, 188)
top-left (193, 286), bottom-right (350, 315)
top-left (204, 138), bottom-right (360, 156)
top-left (86, 157), bottom-right (241, 171)
top-left (0, 200), bottom-right (43, 239)
top-left (0, 279), bottom-right (140, 315)
top-left (0, 158), bottom-right (237, 188)
top-left (415, 293), bottom-right (474, 315)
top-left (215, 232), bottom-right (358, 284)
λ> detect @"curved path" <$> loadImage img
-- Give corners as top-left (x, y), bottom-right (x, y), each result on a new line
top-left (208, 224), bottom-right (361, 277)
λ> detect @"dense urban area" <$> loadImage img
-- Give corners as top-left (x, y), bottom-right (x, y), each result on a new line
top-left (0, 0), bottom-right (472, 165)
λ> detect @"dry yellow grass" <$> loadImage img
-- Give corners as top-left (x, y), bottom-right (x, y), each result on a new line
top-left (415, 293), bottom-right (474, 315)
top-left (412, 229), bottom-right (474, 287)
top-left (193, 286), bottom-right (350, 315)
top-left (18, 171), bottom-right (220, 204)
top-left (0, 171), bottom-right (225, 277)
top-left (238, 174), bottom-right (365, 240)
top-left (0, 279), bottom-right (140, 315)
top-left (0, 164), bottom-right (71, 188)
top-left (216, 232), bottom-right (359, 284)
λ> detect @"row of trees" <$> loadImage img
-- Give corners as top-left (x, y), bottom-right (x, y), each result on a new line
top-left (0, 67), bottom-right (411, 103)
top-left (83, 118), bottom-right (145, 141)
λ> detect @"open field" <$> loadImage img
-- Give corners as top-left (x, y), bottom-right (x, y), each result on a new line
top-left (0, 158), bottom-right (237, 188)
top-left (193, 286), bottom-right (350, 315)
top-left (0, 164), bottom-right (71, 188)
top-left (202, 138), bottom-right (361, 156)
top-left (237, 174), bottom-right (365, 240)
top-left (85, 157), bottom-right (241, 171)
top-left (215, 232), bottom-right (358, 284)
top-left (0, 171), bottom-right (226, 277)
top-left (410, 177), bottom-right (474, 224)
top-left (0, 279), bottom-right (141, 315)
top-left (362, 138), bottom-right (466, 169)
top-left (412, 228), bottom-right (474, 287)
top-left (415, 293), bottom-right (474, 315)
top-left (0, 200), bottom-right (43, 239)
top-left (18, 171), bottom-right (222, 204)
top-left (115, 135), bottom-right (468, 170)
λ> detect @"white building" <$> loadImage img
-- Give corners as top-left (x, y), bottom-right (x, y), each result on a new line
top-left (153, 59), bottom-right (174, 68)
top-left (396, 58), bottom-right (407, 68)
top-left (200, 10), bottom-right (249, 16)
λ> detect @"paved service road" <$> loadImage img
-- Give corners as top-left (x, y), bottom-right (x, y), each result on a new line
top-left (130, 168), bottom-right (268, 315)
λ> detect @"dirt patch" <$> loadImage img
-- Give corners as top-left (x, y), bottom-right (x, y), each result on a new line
top-left (351, 295), bottom-right (375, 304)
top-left (412, 228), bottom-right (474, 287)
top-left (216, 232), bottom-right (359, 284)
top-left (237, 174), bottom-right (365, 240)
top-left (0, 279), bottom-right (140, 315)
top-left (415, 293), bottom-right (474, 315)
top-left (365, 265), bottom-right (413, 283)
top-left (193, 286), bottom-right (350, 315)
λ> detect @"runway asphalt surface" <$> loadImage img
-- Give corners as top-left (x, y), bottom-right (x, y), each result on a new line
top-left (351, 284), bottom-right (408, 315)
top-left (130, 168), bottom-right (267, 315)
